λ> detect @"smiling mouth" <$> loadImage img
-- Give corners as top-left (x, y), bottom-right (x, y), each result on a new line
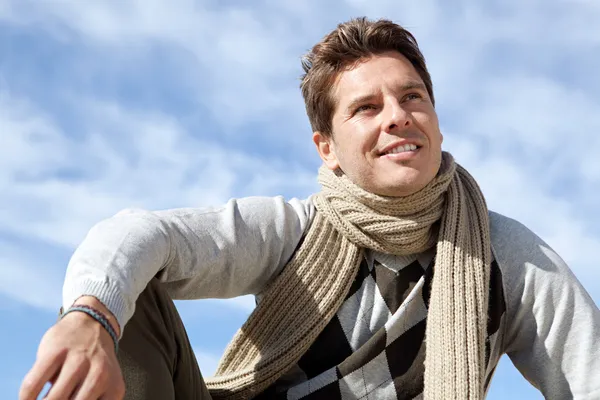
top-left (381, 143), bottom-right (421, 156)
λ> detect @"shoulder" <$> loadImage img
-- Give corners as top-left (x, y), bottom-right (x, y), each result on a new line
top-left (487, 211), bottom-right (568, 312)
top-left (213, 194), bottom-right (317, 227)
top-left (489, 211), bottom-right (548, 255)
top-left (487, 210), bottom-right (581, 319)
top-left (488, 210), bottom-right (566, 277)
top-left (149, 195), bottom-right (318, 247)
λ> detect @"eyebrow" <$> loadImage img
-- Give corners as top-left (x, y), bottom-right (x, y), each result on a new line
top-left (344, 80), bottom-right (428, 114)
top-left (399, 80), bottom-right (428, 93)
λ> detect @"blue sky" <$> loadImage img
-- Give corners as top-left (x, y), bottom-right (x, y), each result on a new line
top-left (1, 0), bottom-right (599, 398)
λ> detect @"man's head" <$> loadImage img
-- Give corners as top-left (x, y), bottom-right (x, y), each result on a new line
top-left (301, 17), bottom-right (443, 197)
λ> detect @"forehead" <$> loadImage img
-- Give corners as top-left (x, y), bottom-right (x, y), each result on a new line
top-left (332, 51), bottom-right (423, 104)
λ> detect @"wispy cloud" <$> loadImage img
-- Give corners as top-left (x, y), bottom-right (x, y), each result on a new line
top-left (1, 0), bottom-right (598, 309)
top-left (0, 88), bottom-right (317, 246)
top-left (0, 87), bottom-right (317, 307)
top-left (0, 0), bottom-right (318, 135)
top-left (0, 240), bottom-right (63, 311)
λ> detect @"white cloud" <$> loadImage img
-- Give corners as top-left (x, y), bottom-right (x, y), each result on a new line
top-left (0, 241), bottom-right (62, 311)
top-left (1, 0), bottom-right (598, 311)
top-left (0, 89), bottom-right (317, 248)
top-left (0, 88), bottom-right (317, 308)
top-left (0, 0), bottom-right (316, 131)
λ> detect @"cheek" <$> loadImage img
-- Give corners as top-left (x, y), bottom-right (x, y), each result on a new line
top-left (422, 121), bottom-right (442, 147)
top-left (356, 125), bottom-right (380, 154)
top-left (335, 119), bottom-right (380, 161)
top-left (414, 108), bottom-right (440, 136)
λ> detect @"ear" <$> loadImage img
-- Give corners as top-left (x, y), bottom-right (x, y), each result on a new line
top-left (313, 131), bottom-right (340, 170)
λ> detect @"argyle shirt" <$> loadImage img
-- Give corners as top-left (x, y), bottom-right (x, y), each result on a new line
top-left (258, 247), bottom-right (506, 400)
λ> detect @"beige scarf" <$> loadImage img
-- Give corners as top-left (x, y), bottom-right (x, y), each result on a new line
top-left (206, 152), bottom-right (491, 400)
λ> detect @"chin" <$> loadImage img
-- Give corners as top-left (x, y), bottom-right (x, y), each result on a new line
top-left (378, 177), bottom-right (428, 197)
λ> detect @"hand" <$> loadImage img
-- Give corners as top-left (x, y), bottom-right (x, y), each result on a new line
top-left (19, 297), bottom-right (125, 400)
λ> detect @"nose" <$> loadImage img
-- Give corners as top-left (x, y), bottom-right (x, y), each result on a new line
top-left (383, 99), bottom-right (411, 133)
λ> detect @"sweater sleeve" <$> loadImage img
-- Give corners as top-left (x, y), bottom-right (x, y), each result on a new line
top-left (62, 196), bottom-right (316, 331)
top-left (489, 211), bottom-right (600, 400)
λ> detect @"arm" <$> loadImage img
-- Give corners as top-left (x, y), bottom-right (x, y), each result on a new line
top-left (20, 195), bottom-right (314, 400)
top-left (63, 195), bottom-right (315, 332)
top-left (490, 211), bottom-right (600, 400)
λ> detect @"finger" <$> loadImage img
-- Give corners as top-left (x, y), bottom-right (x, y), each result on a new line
top-left (71, 364), bottom-right (110, 400)
top-left (19, 351), bottom-right (65, 400)
top-left (43, 355), bottom-right (89, 400)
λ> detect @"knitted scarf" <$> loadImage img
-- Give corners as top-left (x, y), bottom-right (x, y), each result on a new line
top-left (205, 152), bottom-right (491, 400)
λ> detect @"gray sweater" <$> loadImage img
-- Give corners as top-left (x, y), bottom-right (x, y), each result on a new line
top-left (63, 196), bottom-right (600, 399)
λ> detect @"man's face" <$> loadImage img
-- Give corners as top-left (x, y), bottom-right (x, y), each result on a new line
top-left (314, 51), bottom-right (443, 197)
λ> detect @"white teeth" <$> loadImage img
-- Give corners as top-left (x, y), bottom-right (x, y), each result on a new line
top-left (386, 144), bottom-right (418, 154)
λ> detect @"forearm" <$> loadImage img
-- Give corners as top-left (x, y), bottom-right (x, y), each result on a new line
top-left (63, 207), bottom-right (172, 332)
top-left (62, 196), bottom-right (315, 333)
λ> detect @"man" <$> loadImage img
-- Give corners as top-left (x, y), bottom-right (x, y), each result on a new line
top-left (20, 17), bottom-right (599, 400)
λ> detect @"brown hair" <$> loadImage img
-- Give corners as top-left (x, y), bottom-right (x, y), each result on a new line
top-left (300, 17), bottom-right (434, 138)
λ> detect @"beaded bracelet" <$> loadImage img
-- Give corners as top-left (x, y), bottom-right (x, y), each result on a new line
top-left (61, 304), bottom-right (119, 353)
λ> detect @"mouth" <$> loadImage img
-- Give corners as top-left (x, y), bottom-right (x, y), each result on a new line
top-left (379, 143), bottom-right (422, 156)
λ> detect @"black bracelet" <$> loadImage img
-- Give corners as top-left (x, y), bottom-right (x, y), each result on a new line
top-left (61, 304), bottom-right (119, 353)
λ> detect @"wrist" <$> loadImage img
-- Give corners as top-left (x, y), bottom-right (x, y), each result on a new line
top-left (61, 303), bottom-right (120, 353)
top-left (68, 295), bottom-right (121, 337)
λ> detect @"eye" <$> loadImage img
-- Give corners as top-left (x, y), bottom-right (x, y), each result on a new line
top-left (355, 104), bottom-right (376, 113)
top-left (404, 93), bottom-right (422, 102)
